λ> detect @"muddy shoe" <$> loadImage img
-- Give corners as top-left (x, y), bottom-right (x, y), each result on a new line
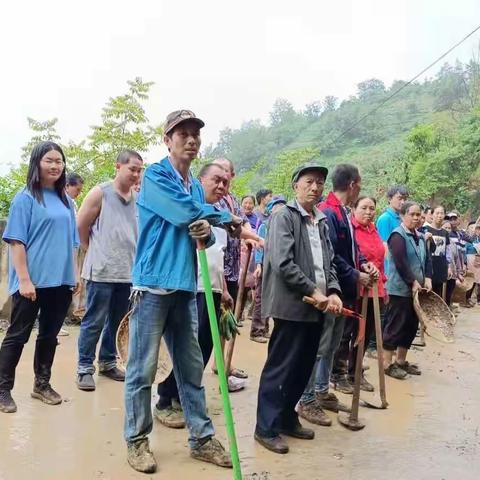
top-left (385, 362), bottom-right (408, 380)
top-left (31, 383), bottom-right (62, 405)
top-left (316, 392), bottom-right (351, 413)
top-left (254, 432), bottom-right (289, 454)
top-left (297, 401), bottom-right (332, 427)
top-left (399, 361), bottom-right (421, 376)
top-left (99, 366), bottom-right (125, 382)
top-left (191, 437), bottom-right (232, 468)
top-left (348, 375), bottom-right (375, 392)
top-left (154, 401), bottom-right (186, 429)
top-left (77, 373), bottom-right (96, 391)
top-left (280, 421), bottom-right (315, 440)
top-left (333, 376), bottom-right (354, 395)
top-left (0, 390), bottom-right (17, 413)
top-left (250, 335), bottom-right (268, 344)
top-left (127, 438), bottom-right (157, 474)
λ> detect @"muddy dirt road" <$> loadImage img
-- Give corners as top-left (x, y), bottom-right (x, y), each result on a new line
top-left (1, 307), bottom-right (479, 480)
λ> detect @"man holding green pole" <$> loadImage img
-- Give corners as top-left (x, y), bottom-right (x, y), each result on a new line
top-left (124, 110), bottom-right (242, 474)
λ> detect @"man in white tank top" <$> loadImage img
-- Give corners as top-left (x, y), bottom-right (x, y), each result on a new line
top-left (75, 150), bottom-right (143, 391)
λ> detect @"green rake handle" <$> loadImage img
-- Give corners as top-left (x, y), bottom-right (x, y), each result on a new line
top-left (197, 240), bottom-right (242, 480)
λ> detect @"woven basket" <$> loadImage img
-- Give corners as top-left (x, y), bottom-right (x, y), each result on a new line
top-left (451, 273), bottom-right (475, 304)
top-left (116, 310), bottom-right (173, 383)
top-left (413, 290), bottom-right (455, 343)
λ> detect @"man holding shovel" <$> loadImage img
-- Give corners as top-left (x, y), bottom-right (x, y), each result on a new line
top-left (255, 164), bottom-right (342, 454)
top-left (123, 110), bottom-right (242, 474)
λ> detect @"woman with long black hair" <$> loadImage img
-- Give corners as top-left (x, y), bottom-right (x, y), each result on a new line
top-left (0, 141), bottom-right (79, 413)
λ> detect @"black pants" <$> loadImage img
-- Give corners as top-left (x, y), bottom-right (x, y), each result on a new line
top-left (346, 299), bottom-right (377, 379)
top-left (0, 286), bottom-right (72, 391)
top-left (466, 283), bottom-right (480, 302)
top-left (157, 292), bottom-right (221, 406)
top-left (226, 279), bottom-right (239, 311)
top-left (255, 318), bottom-right (323, 438)
top-left (330, 302), bottom-right (359, 381)
top-left (383, 295), bottom-right (419, 350)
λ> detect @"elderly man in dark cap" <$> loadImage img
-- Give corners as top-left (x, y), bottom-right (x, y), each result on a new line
top-left (254, 164), bottom-right (342, 454)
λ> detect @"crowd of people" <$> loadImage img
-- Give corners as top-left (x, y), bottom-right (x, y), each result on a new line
top-left (0, 109), bottom-right (479, 475)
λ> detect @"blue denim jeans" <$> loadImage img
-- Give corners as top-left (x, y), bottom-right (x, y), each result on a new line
top-left (124, 290), bottom-right (214, 448)
top-left (301, 313), bottom-right (346, 403)
top-left (77, 281), bottom-right (131, 375)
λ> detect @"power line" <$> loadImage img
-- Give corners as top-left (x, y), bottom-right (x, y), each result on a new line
top-left (327, 23), bottom-right (480, 147)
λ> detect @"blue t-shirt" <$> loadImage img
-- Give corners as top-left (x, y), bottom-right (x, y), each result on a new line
top-left (376, 207), bottom-right (401, 274)
top-left (2, 188), bottom-right (79, 295)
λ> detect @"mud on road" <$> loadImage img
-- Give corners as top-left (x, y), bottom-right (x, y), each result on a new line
top-left (1, 307), bottom-right (479, 480)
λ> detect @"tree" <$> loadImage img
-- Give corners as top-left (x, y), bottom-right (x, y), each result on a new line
top-left (21, 118), bottom-right (61, 161)
top-left (265, 148), bottom-right (319, 197)
top-left (270, 98), bottom-right (296, 126)
top-left (303, 101), bottom-right (322, 120)
top-left (357, 78), bottom-right (386, 100)
top-left (322, 95), bottom-right (338, 112)
top-left (0, 78), bottom-right (163, 215)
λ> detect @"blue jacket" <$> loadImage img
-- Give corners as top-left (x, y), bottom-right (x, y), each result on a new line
top-left (132, 157), bottom-right (232, 292)
top-left (318, 192), bottom-right (365, 303)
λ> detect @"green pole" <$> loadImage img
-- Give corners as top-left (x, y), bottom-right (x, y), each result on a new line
top-left (197, 241), bottom-right (242, 480)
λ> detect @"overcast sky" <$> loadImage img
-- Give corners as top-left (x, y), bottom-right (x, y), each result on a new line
top-left (1, 0), bottom-right (479, 174)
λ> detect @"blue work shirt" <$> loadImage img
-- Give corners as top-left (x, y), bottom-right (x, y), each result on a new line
top-left (3, 188), bottom-right (79, 295)
top-left (376, 207), bottom-right (401, 273)
top-left (132, 157), bottom-right (232, 292)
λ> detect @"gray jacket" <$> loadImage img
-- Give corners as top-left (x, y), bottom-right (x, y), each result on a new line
top-left (261, 201), bottom-right (341, 323)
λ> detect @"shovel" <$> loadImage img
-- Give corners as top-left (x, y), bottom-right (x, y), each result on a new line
top-left (360, 283), bottom-right (388, 410)
top-left (197, 240), bottom-right (242, 480)
top-left (225, 243), bottom-right (253, 377)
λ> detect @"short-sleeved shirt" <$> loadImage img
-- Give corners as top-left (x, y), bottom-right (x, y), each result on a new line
top-left (376, 207), bottom-right (401, 273)
top-left (197, 227), bottom-right (227, 294)
top-left (2, 188), bottom-right (79, 295)
top-left (423, 225), bottom-right (450, 283)
top-left (217, 194), bottom-right (244, 282)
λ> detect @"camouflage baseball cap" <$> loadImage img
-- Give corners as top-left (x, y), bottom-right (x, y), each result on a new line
top-left (164, 110), bottom-right (205, 135)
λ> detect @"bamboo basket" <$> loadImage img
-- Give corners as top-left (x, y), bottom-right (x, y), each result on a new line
top-left (451, 273), bottom-right (475, 304)
top-left (413, 290), bottom-right (455, 343)
top-left (116, 310), bottom-right (173, 383)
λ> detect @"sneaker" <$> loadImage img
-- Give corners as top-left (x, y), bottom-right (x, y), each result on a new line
top-left (99, 366), bottom-right (125, 382)
top-left (77, 373), bottom-right (96, 391)
top-left (297, 401), bottom-right (332, 427)
top-left (250, 335), bottom-right (268, 344)
top-left (254, 432), bottom-right (289, 454)
top-left (280, 420), bottom-right (315, 440)
top-left (190, 437), bottom-right (232, 468)
top-left (398, 361), bottom-right (421, 376)
top-left (365, 349), bottom-right (377, 359)
top-left (332, 376), bottom-right (354, 395)
top-left (57, 328), bottom-right (69, 337)
top-left (385, 362), bottom-right (408, 380)
top-left (0, 390), bottom-right (17, 413)
top-left (31, 383), bottom-right (62, 405)
top-left (127, 438), bottom-right (157, 474)
top-left (348, 375), bottom-right (375, 392)
top-left (227, 376), bottom-right (246, 393)
top-left (316, 392), bottom-right (351, 413)
top-left (263, 331), bottom-right (271, 339)
top-left (154, 401), bottom-right (186, 429)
